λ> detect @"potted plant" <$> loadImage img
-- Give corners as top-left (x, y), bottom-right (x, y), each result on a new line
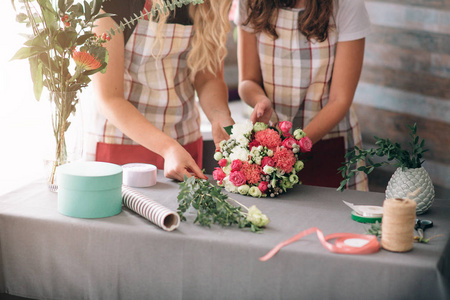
top-left (337, 123), bottom-right (435, 214)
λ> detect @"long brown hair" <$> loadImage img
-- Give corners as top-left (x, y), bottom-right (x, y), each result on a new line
top-left (243, 0), bottom-right (334, 42)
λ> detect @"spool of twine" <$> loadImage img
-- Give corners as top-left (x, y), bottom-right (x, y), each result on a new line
top-left (381, 197), bottom-right (417, 252)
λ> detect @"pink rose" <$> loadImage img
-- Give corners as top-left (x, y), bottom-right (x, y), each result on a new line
top-left (261, 156), bottom-right (275, 168)
top-left (298, 136), bottom-right (313, 153)
top-left (258, 181), bottom-right (269, 193)
top-left (248, 140), bottom-right (261, 151)
top-left (218, 158), bottom-right (228, 167)
top-left (231, 159), bottom-right (243, 172)
top-left (279, 121), bottom-right (292, 135)
top-left (229, 171), bottom-right (247, 187)
top-left (281, 137), bottom-right (297, 149)
top-left (213, 167), bottom-right (226, 184)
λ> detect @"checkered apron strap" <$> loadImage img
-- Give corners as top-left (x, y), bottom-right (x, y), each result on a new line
top-left (257, 8), bottom-right (367, 190)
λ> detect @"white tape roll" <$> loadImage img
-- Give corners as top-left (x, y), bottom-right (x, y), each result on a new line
top-left (122, 163), bottom-right (157, 187)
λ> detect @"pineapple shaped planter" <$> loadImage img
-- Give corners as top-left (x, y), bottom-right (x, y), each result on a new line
top-left (337, 123), bottom-right (433, 213)
top-left (385, 167), bottom-right (435, 215)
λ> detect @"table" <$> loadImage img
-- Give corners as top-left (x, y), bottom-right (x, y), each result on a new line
top-left (1, 172), bottom-right (449, 300)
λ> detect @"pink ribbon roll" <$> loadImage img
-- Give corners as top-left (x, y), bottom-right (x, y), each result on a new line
top-left (122, 186), bottom-right (180, 231)
top-left (260, 227), bottom-right (380, 261)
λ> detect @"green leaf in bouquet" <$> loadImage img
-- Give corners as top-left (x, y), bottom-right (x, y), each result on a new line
top-left (84, 0), bottom-right (92, 22)
top-left (92, 0), bottom-right (102, 16)
top-left (76, 33), bottom-right (94, 46)
top-left (15, 12), bottom-right (29, 23)
top-left (58, 0), bottom-right (66, 13)
top-left (29, 56), bottom-right (43, 101)
top-left (56, 30), bottom-right (78, 50)
top-left (10, 46), bottom-right (40, 60)
top-left (36, 0), bottom-right (58, 31)
top-left (92, 12), bottom-right (116, 21)
top-left (69, 3), bottom-right (84, 16)
top-left (224, 125), bottom-right (233, 135)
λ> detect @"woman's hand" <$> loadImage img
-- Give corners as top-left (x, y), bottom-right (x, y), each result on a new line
top-left (250, 96), bottom-right (273, 124)
top-left (162, 143), bottom-right (207, 181)
top-left (211, 116), bottom-right (234, 150)
top-left (237, 27), bottom-right (274, 125)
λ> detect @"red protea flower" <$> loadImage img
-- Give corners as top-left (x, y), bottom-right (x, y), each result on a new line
top-left (72, 50), bottom-right (102, 71)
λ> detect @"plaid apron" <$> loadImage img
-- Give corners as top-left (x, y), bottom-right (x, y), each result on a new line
top-left (86, 8), bottom-right (203, 168)
top-left (257, 8), bottom-right (368, 190)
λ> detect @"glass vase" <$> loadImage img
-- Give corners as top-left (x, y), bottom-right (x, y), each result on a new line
top-left (43, 91), bottom-right (83, 192)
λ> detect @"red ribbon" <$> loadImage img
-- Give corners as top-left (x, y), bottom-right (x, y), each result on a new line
top-left (259, 227), bottom-right (380, 261)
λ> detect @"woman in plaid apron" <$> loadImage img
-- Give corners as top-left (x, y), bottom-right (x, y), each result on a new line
top-left (89, 0), bottom-right (234, 181)
top-left (235, 0), bottom-right (370, 190)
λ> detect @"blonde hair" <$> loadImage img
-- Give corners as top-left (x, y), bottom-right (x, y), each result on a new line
top-left (151, 0), bottom-right (231, 78)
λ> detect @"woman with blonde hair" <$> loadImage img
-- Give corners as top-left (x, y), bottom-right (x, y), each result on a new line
top-left (89, 0), bottom-right (234, 180)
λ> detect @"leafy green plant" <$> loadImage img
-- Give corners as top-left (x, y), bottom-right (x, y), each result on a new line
top-left (337, 123), bottom-right (427, 191)
top-left (177, 176), bottom-right (270, 233)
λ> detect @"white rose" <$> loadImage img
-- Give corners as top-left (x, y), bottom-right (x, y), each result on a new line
top-left (230, 147), bottom-right (249, 162)
top-left (213, 152), bottom-right (223, 161)
top-left (247, 205), bottom-right (270, 227)
top-left (263, 165), bottom-right (275, 174)
top-left (223, 176), bottom-right (239, 193)
top-left (238, 184), bottom-right (250, 195)
top-left (236, 135), bottom-right (249, 147)
top-left (231, 120), bottom-right (254, 139)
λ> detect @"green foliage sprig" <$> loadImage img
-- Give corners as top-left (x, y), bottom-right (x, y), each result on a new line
top-left (365, 222), bottom-right (381, 237)
top-left (337, 123), bottom-right (428, 191)
top-left (106, 0), bottom-right (204, 38)
top-left (177, 176), bottom-right (270, 233)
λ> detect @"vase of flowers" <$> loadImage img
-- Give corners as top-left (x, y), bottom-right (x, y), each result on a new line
top-left (12, 0), bottom-right (206, 191)
top-left (337, 123), bottom-right (435, 214)
top-left (11, 0), bottom-right (111, 191)
top-left (43, 90), bottom-right (84, 191)
top-left (213, 120), bottom-right (312, 198)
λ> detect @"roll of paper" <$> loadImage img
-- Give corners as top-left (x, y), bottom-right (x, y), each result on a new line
top-left (122, 186), bottom-right (180, 231)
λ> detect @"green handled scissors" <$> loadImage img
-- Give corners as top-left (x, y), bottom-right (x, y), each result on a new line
top-left (414, 219), bottom-right (433, 239)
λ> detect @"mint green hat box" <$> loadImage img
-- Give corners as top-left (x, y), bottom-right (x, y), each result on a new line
top-left (57, 161), bottom-right (123, 218)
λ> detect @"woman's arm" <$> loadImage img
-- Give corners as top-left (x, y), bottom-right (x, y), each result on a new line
top-left (237, 27), bottom-right (273, 124)
top-left (194, 64), bottom-right (235, 149)
top-left (303, 38), bottom-right (365, 144)
top-left (92, 16), bottom-right (206, 181)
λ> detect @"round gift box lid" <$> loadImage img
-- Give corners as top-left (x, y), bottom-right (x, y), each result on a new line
top-left (58, 161), bottom-right (123, 191)
top-left (122, 163), bottom-right (157, 187)
top-left (57, 161), bottom-right (123, 219)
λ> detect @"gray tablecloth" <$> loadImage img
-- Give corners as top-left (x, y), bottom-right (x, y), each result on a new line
top-left (0, 171), bottom-right (449, 300)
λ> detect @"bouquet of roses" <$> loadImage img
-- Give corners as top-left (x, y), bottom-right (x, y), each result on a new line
top-left (213, 121), bottom-right (312, 198)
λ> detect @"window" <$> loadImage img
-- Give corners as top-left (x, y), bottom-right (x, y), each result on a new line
top-left (0, 2), bottom-right (46, 195)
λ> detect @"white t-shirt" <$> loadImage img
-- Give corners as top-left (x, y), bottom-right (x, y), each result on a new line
top-left (234, 0), bottom-right (372, 42)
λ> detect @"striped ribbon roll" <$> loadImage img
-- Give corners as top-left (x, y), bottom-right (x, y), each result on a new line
top-left (122, 186), bottom-right (180, 231)
top-left (259, 227), bottom-right (380, 261)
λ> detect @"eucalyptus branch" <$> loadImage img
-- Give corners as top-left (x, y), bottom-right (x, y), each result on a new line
top-left (105, 0), bottom-right (204, 38)
top-left (177, 176), bottom-right (269, 233)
